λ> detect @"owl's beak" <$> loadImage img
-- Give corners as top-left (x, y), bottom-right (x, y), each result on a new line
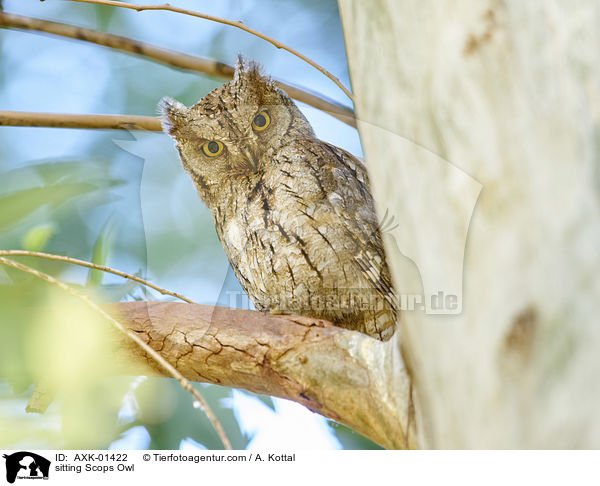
top-left (241, 147), bottom-right (258, 172)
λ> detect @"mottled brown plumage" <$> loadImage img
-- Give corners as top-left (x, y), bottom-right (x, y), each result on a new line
top-left (160, 57), bottom-right (396, 340)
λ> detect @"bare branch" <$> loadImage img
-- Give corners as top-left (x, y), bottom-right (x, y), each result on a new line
top-left (0, 12), bottom-right (355, 127)
top-left (0, 257), bottom-right (232, 449)
top-left (0, 250), bottom-right (194, 303)
top-left (61, 0), bottom-right (354, 101)
top-left (108, 301), bottom-right (416, 449)
top-left (0, 110), bottom-right (161, 130)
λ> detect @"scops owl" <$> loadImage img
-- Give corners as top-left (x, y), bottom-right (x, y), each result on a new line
top-left (160, 57), bottom-right (396, 341)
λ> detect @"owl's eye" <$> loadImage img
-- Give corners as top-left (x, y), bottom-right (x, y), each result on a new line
top-left (252, 110), bottom-right (271, 131)
top-left (201, 140), bottom-right (225, 157)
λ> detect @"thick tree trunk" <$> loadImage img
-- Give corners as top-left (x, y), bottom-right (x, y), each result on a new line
top-left (338, 0), bottom-right (600, 448)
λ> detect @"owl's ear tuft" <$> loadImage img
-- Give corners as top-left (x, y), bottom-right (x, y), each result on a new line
top-left (234, 54), bottom-right (247, 82)
top-left (234, 55), bottom-right (271, 87)
top-left (159, 97), bottom-right (189, 136)
top-left (234, 54), bottom-right (256, 81)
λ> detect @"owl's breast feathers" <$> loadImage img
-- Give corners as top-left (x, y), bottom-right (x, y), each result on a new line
top-left (213, 138), bottom-right (397, 341)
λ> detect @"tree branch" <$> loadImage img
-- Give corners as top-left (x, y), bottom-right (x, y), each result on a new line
top-left (0, 110), bottom-right (161, 130)
top-left (108, 301), bottom-right (416, 450)
top-left (62, 0), bottom-right (354, 101)
top-left (0, 12), bottom-right (356, 127)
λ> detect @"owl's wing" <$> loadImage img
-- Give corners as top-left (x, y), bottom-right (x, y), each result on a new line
top-left (319, 142), bottom-right (398, 314)
top-left (321, 142), bottom-right (371, 190)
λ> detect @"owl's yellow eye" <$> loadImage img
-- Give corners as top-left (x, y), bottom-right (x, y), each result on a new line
top-left (201, 140), bottom-right (225, 157)
top-left (252, 110), bottom-right (271, 131)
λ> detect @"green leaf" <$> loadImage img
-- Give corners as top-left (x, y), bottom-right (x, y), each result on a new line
top-left (31, 161), bottom-right (93, 185)
top-left (87, 217), bottom-right (117, 287)
top-left (21, 225), bottom-right (54, 251)
top-left (0, 183), bottom-right (98, 231)
top-left (2, 160), bottom-right (124, 189)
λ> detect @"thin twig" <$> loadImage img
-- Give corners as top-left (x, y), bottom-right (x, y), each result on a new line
top-left (0, 12), bottom-right (355, 126)
top-left (0, 110), bottom-right (161, 130)
top-left (0, 250), bottom-right (194, 303)
top-left (0, 256), bottom-right (232, 450)
top-left (62, 0), bottom-right (354, 101)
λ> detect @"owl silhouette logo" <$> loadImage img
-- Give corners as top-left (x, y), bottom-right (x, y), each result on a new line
top-left (3, 451), bottom-right (51, 483)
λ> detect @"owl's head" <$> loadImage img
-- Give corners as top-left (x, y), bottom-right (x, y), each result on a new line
top-left (160, 57), bottom-right (314, 199)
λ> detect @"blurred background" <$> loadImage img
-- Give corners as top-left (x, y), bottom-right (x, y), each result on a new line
top-left (0, 0), bottom-right (378, 449)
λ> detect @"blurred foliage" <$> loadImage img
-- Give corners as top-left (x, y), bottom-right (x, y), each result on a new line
top-left (0, 0), bottom-right (379, 450)
top-left (133, 379), bottom-right (248, 450)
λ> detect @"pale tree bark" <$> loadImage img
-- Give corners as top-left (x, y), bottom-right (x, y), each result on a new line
top-left (338, 0), bottom-right (600, 448)
top-left (108, 302), bottom-right (415, 450)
